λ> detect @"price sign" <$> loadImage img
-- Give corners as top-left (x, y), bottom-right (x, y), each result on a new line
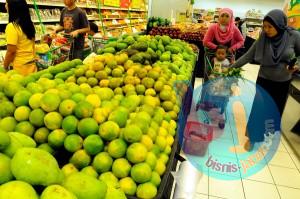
top-left (131, 0), bottom-right (141, 9)
top-left (120, 0), bottom-right (130, 8)
top-left (103, 0), bottom-right (120, 7)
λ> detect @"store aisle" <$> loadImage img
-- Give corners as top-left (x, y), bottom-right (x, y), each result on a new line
top-left (190, 65), bottom-right (300, 199)
top-left (192, 136), bottom-right (300, 199)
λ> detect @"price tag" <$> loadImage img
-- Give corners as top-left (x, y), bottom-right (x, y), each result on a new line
top-left (138, 18), bottom-right (143, 22)
top-left (112, 19), bottom-right (119, 25)
top-left (125, 19), bottom-right (130, 24)
top-left (132, 27), bottom-right (138, 33)
top-left (107, 32), bottom-right (113, 37)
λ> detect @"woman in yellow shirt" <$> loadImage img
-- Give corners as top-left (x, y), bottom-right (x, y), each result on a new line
top-left (4, 0), bottom-right (37, 76)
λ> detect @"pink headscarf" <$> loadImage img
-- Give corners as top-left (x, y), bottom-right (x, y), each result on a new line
top-left (214, 8), bottom-right (235, 44)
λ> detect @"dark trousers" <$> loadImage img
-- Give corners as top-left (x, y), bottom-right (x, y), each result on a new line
top-left (247, 77), bottom-right (291, 143)
top-left (70, 41), bottom-right (84, 60)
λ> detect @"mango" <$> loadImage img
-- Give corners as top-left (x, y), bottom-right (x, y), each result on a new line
top-left (63, 172), bottom-right (107, 199)
top-left (11, 147), bottom-right (63, 186)
top-left (41, 185), bottom-right (78, 199)
top-left (0, 181), bottom-right (39, 199)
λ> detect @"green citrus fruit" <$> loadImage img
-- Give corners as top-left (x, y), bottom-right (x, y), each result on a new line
top-left (62, 115), bottom-right (78, 135)
top-left (107, 139), bottom-right (127, 159)
top-left (59, 99), bottom-right (76, 117)
top-left (40, 93), bottom-right (61, 112)
top-left (14, 106), bottom-right (31, 122)
top-left (44, 112), bottom-right (63, 130)
top-left (13, 90), bottom-right (32, 107)
top-left (119, 177), bottom-right (137, 196)
top-left (92, 152), bottom-right (113, 173)
top-left (83, 134), bottom-right (104, 156)
top-left (74, 101), bottom-right (94, 119)
top-left (126, 143), bottom-right (147, 164)
top-left (33, 127), bottom-right (49, 144)
top-left (0, 129), bottom-right (10, 150)
top-left (112, 158), bottom-right (131, 178)
top-left (131, 163), bottom-right (152, 184)
top-left (29, 93), bottom-right (43, 109)
top-left (15, 121), bottom-right (35, 137)
top-left (150, 171), bottom-right (161, 187)
top-left (61, 163), bottom-right (78, 177)
top-left (136, 182), bottom-right (157, 199)
top-left (99, 121), bottom-right (120, 141)
top-left (78, 118), bottom-right (99, 137)
top-left (64, 134), bottom-right (83, 153)
top-left (48, 129), bottom-right (67, 148)
top-left (99, 171), bottom-right (119, 188)
top-left (123, 124), bottom-right (143, 143)
top-left (69, 149), bottom-right (91, 169)
top-left (29, 108), bottom-right (45, 127)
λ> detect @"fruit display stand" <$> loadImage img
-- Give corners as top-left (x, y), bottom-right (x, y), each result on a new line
top-left (148, 23), bottom-right (208, 43)
top-left (0, 33), bottom-right (197, 199)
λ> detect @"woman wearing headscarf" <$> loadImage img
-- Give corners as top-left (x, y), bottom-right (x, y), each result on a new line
top-left (203, 8), bottom-right (244, 53)
top-left (231, 9), bottom-right (300, 150)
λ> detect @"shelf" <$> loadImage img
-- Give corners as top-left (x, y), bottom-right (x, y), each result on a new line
top-left (245, 17), bottom-right (263, 20)
top-left (0, 19), bottom-right (61, 24)
top-left (33, 19), bottom-right (60, 23)
top-left (246, 23), bottom-right (262, 27)
top-left (0, 0), bottom-right (147, 12)
top-left (105, 23), bottom-right (146, 30)
top-left (102, 17), bottom-right (144, 20)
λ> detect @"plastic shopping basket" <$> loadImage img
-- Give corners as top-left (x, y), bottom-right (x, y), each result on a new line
top-left (183, 120), bottom-right (213, 156)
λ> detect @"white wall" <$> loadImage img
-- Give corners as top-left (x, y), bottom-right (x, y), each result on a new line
top-left (150, 0), bottom-right (190, 19)
top-left (194, 0), bottom-right (285, 18)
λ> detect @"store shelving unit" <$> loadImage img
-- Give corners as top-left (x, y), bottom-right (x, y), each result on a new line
top-left (244, 9), bottom-right (263, 30)
top-left (0, 0), bottom-right (148, 39)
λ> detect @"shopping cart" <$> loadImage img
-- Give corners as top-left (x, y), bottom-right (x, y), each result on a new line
top-left (36, 34), bottom-right (74, 70)
top-left (91, 37), bottom-right (117, 53)
top-left (196, 48), bottom-right (237, 129)
top-left (203, 48), bottom-right (235, 82)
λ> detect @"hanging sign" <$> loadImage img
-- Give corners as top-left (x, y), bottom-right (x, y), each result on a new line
top-left (131, 0), bottom-right (142, 9)
top-left (120, 0), bottom-right (130, 8)
top-left (103, 0), bottom-right (120, 7)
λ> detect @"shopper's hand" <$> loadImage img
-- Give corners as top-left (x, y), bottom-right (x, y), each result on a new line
top-left (70, 30), bottom-right (79, 38)
top-left (228, 47), bottom-right (234, 54)
top-left (286, 65), bottom-right (299, 74)
top-left (51, 30), bottom-right (57, 38)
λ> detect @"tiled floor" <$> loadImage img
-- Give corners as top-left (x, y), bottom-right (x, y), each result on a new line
top-left (174, 64), bottom-right (300, 199)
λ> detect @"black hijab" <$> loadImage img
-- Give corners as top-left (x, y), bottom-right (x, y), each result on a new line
top-left (254, 9), bottom-right (293, 66)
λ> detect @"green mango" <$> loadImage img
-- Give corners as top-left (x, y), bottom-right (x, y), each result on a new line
top-left (63, 172), bottom-right (107, 199)
top-left (11, 147), bottom-right (63, 186)
top-left (40, 185), bottom-right (78, 199)
top-left (103, 47), bottom-right (116, 54)
top-left (3, 132), bottom-right (36, 158)
top-left (0, 181), bottom-right (39, 199)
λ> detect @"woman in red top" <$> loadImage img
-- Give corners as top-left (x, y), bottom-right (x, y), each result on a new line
top-left (203, 8), bottom-right (244, 53)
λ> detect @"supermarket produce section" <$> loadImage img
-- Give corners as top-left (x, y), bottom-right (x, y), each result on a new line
top-left (0, 34), bottom-right (196, 199)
